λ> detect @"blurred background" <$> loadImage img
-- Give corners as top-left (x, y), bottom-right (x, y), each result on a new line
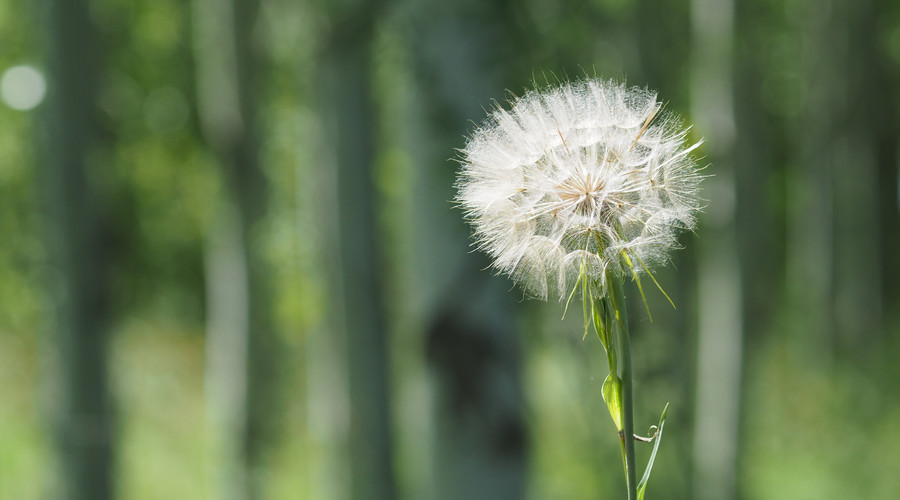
top-left (2, 0), bottom-right (900, 499)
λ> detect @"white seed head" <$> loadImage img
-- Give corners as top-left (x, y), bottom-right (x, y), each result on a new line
top-left (456, 79), bottom-right (704, 301)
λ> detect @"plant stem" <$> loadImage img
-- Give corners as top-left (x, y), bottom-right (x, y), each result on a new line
top-left (611, 278), bottom-right (638, 499)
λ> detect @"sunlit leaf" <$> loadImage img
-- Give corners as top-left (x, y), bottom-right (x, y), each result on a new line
top-left (602, 373), bottom-right (623, 431)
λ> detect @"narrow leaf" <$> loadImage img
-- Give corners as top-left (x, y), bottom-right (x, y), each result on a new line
top-left (634, 253), bottom-right (676, 310)
top-left (606, 277), bottom-right (627, 331)
top-left (592, 295), bottom-right (610, 354)
top-left (582, 271), bottom-right (591, 340)
top-left (622, 250), bottom-right (653, 322)
top-left (637, 403), bottom-right (669, 500)
top-left (562, 265), bottom-right (582, 320)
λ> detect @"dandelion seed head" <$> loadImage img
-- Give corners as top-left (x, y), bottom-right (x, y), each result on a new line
top-left (456, 79), bottom-right (704, 301)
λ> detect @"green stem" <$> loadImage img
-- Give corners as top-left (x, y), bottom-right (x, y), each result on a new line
top-left (610, 277), bottom-right (638, 499)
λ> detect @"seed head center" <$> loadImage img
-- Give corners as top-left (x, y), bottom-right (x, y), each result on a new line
top-left (558, 172), bottom-right (606, 216)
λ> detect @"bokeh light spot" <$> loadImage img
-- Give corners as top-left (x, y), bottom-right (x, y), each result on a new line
top-left (1, 65), bottom-right (47, 111)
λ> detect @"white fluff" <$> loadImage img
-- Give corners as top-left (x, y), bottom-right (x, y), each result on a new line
top-left (456, 79), bottom-right (703, 300)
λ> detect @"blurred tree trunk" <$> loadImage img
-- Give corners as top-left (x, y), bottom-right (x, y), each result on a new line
top-left (192, 0), bottom-right (277, 498)
top-left (732, 1), bottom-right (781, 352)
top-left (690, 1), bottom-right (745, 499)
top-left (40, 0), bottom-right (115, 498)
top-left (784, 0), bottom-right (896, 362)
top-left (866, 16), bottom-right (900, 332)
top-left (731, 1), bottom-right (782, 496)
top-left (781, 0), bottom-right (898, 359)
top-left (830, 0), bottom-right (894, 352)
top-left (406, 2), bottom-right (528, 499)
top-left (785, 1), bottom-right (838, 363)
top-left (317, 3), bottom-right (397, 500)
top-left (873, 0), bottom-right (900, 329)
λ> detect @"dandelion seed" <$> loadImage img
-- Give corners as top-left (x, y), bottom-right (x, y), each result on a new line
top-left (456, 78), bottom-right (703, 301)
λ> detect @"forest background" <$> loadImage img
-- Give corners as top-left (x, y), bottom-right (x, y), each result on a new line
top-left (2, 0), bottom-right (900, 499)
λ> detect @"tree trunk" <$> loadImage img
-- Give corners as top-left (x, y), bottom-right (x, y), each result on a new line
top-left (40, 0), bottom-right (115, 498)
top-left (830, 0), bottom-right (891, 353)
top-left (782, 1), bottom-right (837, 364)
top-left (406, 2), bottom-right (528, 499)
top-left (317, 3), bottom-right (397, 499)
top-left (690, 0), bottom-right (744, 499)
top-left (192, 0), bottom-right (277, 497)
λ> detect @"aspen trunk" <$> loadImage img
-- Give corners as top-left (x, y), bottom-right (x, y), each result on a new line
top-left (40, 0), bottom-right (115, 498)
top-left (193, 0), bottom-right (277, 497)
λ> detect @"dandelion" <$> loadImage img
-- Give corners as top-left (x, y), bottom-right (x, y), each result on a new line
top-left (456, 78), bottom-right (704, 500)
top-left (457, 78), bottom-right (702, 302)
